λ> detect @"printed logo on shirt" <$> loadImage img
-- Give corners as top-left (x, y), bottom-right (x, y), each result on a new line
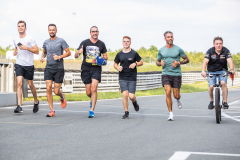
top-left (228, 53), bottom-right (232, 58)
top-left (128, 58), bottom-right (133, 61)
top-left (85, 46), bottom-right (100, 64)
top-left (220, 55), bottom-right (225, 59)
top-left (211, 55), bottom-right (216, 59)
top-left (205, 54), bottom-right (209, 57)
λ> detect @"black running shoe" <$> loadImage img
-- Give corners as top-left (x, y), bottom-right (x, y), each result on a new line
top-left (14, 105), bottom-right (23, 113)
top-left (208, 101), bottom-right (214, 109)
top-left (122, 111), bottom-right (129, 119)
top-left (33, 100), bottom-right (39, 113)
top-left (132, 100), bottom-right (139, 112)
top-left (223, 102), bottom-right (229, 109)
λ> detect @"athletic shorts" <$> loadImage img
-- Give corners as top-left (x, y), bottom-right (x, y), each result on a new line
top-left (44, 68), bottom-right (65, 83)
top-left (161, 75), bottom-right (182, 88)
top-left (15, 64), bottom-right (34, 80)
top-left (81, 70), bottom-right (101, 84)
top-left (207, 71), bottom-right (228, 87)
top-left (119, 80), bottom-right (137, 94)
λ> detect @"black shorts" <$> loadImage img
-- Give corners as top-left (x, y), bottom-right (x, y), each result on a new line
top-left (162, 75), bottom-right (182, 88)
top-left (44, 68), bottom-right (65, 83)
top-left (81, 70), bottom-right (101, 84)
top-left (15, 64), bottom-right (34, 80)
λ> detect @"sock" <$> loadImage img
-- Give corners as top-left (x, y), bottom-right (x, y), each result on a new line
top-left (60, 95), bottom-right (65, 100)
top-left (169, 112), bottom-right (173, 116)
top-left (34, 100), bottom-right (39, 104)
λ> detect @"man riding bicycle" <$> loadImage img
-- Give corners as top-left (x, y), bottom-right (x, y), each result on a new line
top-left (201, 36), bottom-right (235, 109)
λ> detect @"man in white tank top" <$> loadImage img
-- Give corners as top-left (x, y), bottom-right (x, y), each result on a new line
top-left (13, 20), bottom-right (39, 114)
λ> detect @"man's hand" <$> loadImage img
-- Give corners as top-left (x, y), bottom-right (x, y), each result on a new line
top-left (230, 70), bottom-right (235, 75)
top-left (160, 60), bottom-right (165, 66)
top-left (117, 66), bottom-right (123, 72)
top-left (40, 57), bottom-right (45, 63)
top-left (129, 63), bottom-right (136, 69)
top-left (19, 44), bottom-right (28, 50)
top-left (13, 50), bottom-right (18, 56)
top-left (53, 54), bottom-right (60, 60)
top-left (171, 60), bottom-right (179, 68)
top-left (201, 72), bottom-right (207, 78)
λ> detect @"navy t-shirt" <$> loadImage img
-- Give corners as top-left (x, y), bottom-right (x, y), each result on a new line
top-left (205, 47), bottom-right (232, 72)
top-left (114, 49), bottom-right (142, 81)
top-left (77, 39), bottom-right (107, 71)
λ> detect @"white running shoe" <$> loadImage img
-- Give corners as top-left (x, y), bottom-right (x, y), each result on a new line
top-left (176, 99), bottom-right (183, 109)
top-left (168, 113), bottom-right (174, 121)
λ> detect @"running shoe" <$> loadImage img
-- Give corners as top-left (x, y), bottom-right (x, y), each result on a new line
top-left (60, 94), bottom-right (67, 108)
top-left (176, 99), bottom-right (183, 109)
top-left (122, 111), bottom-right (129, 119)
top-left (46, 110), bottom-right (55, 117)
top-left (14, 105), bottom-right (23, 113)
top-left (208, 101), bottom-right (214, 109)
top-left (90, 101), bottom-right (92, 109)
top-left (132, 100), bottom-right (139, 112)
top-left (33, 100), bottom-right (39, 113)
top-left (167, 113), bottom-right (174, 121)
top-left (223, 102), bottom-right (229, 109)
top-left (88, 111), bottom-right (95, 118)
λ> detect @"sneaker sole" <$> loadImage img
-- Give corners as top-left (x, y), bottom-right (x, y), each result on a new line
top-left (46, 115), bottom-right (55, 117)
top-left (168, 119), bottom-right (174, 121)
top-left (122, 117), bottom-right (129, 119)
top-left (88, 116), bottom-right (94, 118)
top-left (14, 111), bottom-right (23, 113)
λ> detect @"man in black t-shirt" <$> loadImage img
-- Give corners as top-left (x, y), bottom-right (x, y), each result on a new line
top-left (75, 26), bottom-right (108, 118)
top-left (114, 36), bottom-right (143, 119)
top-left (201, 37), bottom-right (235, 109)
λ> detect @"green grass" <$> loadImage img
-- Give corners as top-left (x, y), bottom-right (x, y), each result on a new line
top-left (24, 81), bottom-right (209, 102)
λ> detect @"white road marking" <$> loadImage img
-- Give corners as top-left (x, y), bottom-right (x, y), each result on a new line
top-left (23, 108), bottom-right (214, 118)
top-left (169, 151), bottom-right (240, 160)
top-left (222, 100), bottom-right (240, 123)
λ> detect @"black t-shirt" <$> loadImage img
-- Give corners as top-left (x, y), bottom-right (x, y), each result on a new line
top-left (77, 39), bottom-right (107, 71)
top-left (205, 47), bottom-right (232, 72)
top-left (114, 49), bottom-right (142, 81)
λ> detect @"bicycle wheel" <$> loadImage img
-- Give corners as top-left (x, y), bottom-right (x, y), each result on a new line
top-left (215, 88), bottom-right (221, 124)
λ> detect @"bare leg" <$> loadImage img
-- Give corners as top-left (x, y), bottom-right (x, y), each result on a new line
top-left (208, 85), bottom-right (214, 101)
top-left (54, 83), bottom-right (63, 98)
top-left (16, 76), bottom-right (23, 106)
top-left (173, 88), bottom-right (180, 100)
top-left (85, 84), bottom-right (92, 98)
top-left (45, 80), bottom-right (53, 111)
top-left (28, 80), bottom-right (38, 103)
top-left (122, 91), bottom-right (129, 111)
top-left (164, 85), bottom-right (172, 112)
top-left (129, 93), bottom-right (136, 102)
top-left (90, 79), bottom-right (99, 111)
top-left (221, 81), bottom-right (228, 102)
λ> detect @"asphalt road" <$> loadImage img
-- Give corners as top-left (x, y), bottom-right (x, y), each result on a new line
top-left (0, 88), bottom-right (240, 160)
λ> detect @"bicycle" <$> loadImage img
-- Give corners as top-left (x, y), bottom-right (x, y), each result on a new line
top-left (208, 69), bottom-right (234, 124)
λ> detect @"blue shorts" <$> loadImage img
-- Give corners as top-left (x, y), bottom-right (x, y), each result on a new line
top-left (207, 70), bottom-right (228, 87)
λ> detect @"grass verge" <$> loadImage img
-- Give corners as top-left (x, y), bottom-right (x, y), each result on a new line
top-left (24, 81), bottom-right (209, 102)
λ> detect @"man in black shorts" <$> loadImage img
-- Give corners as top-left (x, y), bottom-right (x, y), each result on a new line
top-left (75, 26), bottom-right (108, 118)
top-left (114, 36), bottom-right (143, 119)
top-left (201, 36), bottom-right (235, 109)
top-left (13, 20), bottom-right (39, 113)
top-left (156, 31), bottom-right (189, 121)
top-left (40, 24), bottom-right (71, 117)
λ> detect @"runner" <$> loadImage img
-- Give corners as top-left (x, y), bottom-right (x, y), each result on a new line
top-left (40, 24), bottom-right (71, 117)
top-left (113, 36), bottom-right (143, 119)
top-left (13, 20), bottom-right (39, 113)
top-left (201, 36), bottom-right (235, 109)
top-left (75, 26), bottom-right (108, 118)
top-left (156, 31), bottom-right (189, 121)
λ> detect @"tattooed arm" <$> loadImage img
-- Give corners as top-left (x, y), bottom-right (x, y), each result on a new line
top-left (180, 55), bottom-right (189, 64)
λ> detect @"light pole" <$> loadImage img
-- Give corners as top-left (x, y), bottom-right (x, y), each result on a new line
top-left (72, 12), bottom-right (76, 59)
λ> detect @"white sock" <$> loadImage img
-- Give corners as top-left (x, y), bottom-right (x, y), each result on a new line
top-left (170, 112), bottom-right (173, 116)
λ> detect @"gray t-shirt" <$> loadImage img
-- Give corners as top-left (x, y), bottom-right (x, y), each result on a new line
top-left (43, 37), bottom-right (69, 69)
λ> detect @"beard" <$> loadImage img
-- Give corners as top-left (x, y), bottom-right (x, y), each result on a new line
top-left (50, 33), bottom-right (56, 38)
top-left (167, 40), bottom-right (173, 45)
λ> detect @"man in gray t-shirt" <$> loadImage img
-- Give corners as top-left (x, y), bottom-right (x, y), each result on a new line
top-left (40, 24), bottom-right (71, 117)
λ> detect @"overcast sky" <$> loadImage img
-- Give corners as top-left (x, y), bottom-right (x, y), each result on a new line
top-left (0, 0), bottom-right (240, 54)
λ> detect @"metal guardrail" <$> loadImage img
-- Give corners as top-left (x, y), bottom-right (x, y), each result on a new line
top-left (25, 71), bottom-right (211, 97)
